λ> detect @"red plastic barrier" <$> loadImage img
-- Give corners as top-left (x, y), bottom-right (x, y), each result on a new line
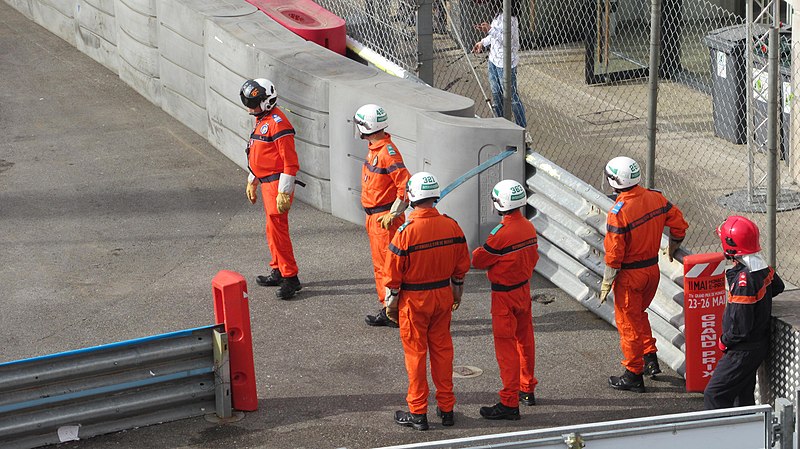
top-left (683, 253), bottom-right (728, 393)
top-left (212, 270), bottom-right (258, 411)
top-left (247, 0), bottom-right (346, 55)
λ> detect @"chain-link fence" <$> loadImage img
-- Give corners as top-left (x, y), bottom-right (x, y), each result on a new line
top-left (317, 0), bottom-right (800, 286)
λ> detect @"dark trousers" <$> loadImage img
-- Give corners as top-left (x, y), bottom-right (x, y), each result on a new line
top-left (704, 349), bottom-right (765, 410)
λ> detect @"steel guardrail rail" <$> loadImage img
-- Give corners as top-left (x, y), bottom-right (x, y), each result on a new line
top-left (0, 324), bottom-right (223, 449)
top-left (375, 405), bottom-right (773, 449)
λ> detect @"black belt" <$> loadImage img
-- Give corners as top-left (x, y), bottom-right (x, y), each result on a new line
top-left (258, 173), bottom-right (281, 183)
top-left (491, 280), bottom-right (528, 292)
top-left (621, 256), bottom-right (659, 270)
top-left (401, 278), bottom-right (451, 291)
top-left (364, 202), bottom-right (393, 215)
top-left (257, 173), bottom-right (306, 187)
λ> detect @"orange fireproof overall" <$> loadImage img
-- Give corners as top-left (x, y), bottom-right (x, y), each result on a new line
top-left (247, 106), bottom-right (300, 277)
top-left (362, 133), bottom-right (410, 304)
top-left (472, 210), bottom-right (539, 407)
top-left (604, 185), bottom-right (687, 374)
top-left (385, 207), bottom-right (471, 414)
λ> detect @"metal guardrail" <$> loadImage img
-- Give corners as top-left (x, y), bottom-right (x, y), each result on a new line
top-left (526, 150), bottom-right (688, 376)
top-left (376, 404), bottom-right (775, 449)
top-left (0, 324), bottom-right (226, 449)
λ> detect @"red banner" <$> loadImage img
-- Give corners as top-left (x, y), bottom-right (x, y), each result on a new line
top-left (683, 253), bottom-right (727, 392)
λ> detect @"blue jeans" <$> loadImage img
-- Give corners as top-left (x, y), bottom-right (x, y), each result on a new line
top-left (488, 61), bottom-right (526, 128)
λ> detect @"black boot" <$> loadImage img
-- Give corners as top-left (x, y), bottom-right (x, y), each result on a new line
top-left (276, 276), bottom-right (302, 300)
top-left (519, 391), bottom-right (536, 406)
top-left (608, 369), bottom-right (645, 393)
top-left (394, 410), bottom-right (428, 430)
top-left (643, 353), bottom-right (662, 378)
top-left (256, 269), bottom-right (282, 287)
top-left (436, 406), bottom-right (454, 426)
top-left (365, 308), bottom-right (399, 328)
top-left (479, 402), bottom-right (520, 420)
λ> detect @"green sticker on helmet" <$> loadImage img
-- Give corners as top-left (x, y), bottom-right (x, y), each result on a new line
top-left (511, 192), bottom-right (525, 200)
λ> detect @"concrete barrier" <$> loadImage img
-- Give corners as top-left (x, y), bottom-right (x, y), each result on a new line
top-left (29, 0), bottom-right (77, 46)
top-left (115, 0), bottom-right (160, 104)
top-left (76, 0), bottom-right (119, 72)
top-left (157, 0), bottom-right (256, 137)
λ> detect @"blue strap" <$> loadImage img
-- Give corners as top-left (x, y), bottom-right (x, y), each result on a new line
top-left (435, 147), bottom-right (517, 205)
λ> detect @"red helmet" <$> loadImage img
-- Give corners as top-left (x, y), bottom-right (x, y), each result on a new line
top-left (717, 215), bottom-right (761, 256)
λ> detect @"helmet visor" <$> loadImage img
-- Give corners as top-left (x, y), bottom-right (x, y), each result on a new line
top-left (240, 80), bottom-right (265, 109)
top-left (241, 91), bottom-right (262, 109)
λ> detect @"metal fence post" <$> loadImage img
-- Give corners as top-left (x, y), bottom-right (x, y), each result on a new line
top-left (766, 5), bottom-right (779, 267)
top-left (502, 0), bottom-right (511, 121)
top-left (646, 0), bottom-right (662, 189)
top-left (418, 0), bottom-right (434, 84)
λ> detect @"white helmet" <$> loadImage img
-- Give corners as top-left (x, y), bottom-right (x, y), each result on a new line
top-left (605, 156), bottom-right (641, 189)
top-left (407, 172), bottom-right (441, 205)
top-left (240, 78), bottom-right (277, 112)
top-left (354, 104), bottom-right (389, 135)
top-left (492, 179), bottom-right (527, 212)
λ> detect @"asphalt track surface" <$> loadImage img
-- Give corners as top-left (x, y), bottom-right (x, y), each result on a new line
top-left (0, 3), bottom-right (704, 448)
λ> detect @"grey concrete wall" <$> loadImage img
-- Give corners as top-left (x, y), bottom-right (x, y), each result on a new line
top-left (6, 0), bottom-right (528, 248)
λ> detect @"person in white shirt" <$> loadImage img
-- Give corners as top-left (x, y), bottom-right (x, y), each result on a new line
top-left (472, 2), bottom-right (526, 129)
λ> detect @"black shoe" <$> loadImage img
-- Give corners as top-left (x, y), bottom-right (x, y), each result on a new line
top-left (394, 410), bottom-right (428, 430)
top-left (436, 407), bottom-right (454, 426)
top-left (519, 391), bottom-right (536, 406)
top-left (275, 276), bottom-right (302, 300)
top-left (479, 402), bottom-right (520, 420)
top-left (365, 308), bottom-right (399, 328)
top-left (643, 353), bottom-right (662, 378)
top-left (608, 369), bottom-right (646, 393)
top-left (256, 269), bottom-right (282, 286)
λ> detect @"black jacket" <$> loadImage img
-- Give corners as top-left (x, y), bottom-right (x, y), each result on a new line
top-left (721, 262), bottom-right (784, 351)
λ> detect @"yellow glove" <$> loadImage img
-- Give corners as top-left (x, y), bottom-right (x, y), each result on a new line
top-left (599, 281), bottom-right (613, 304)
top-left (246, 182), bottom-right (258, 204)
top-left (386, 306), bottom-right (399, 324)
top-left (276, 192), bottom-right (292, 214)
top-left (599, 265), bottom-right (619, 304)
top-left (377, 213), bottom-right (397, 230)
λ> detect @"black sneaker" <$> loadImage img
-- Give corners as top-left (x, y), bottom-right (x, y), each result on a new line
top-left (643, 353), bottom-right (662, 378)
top-left (519, 391), bottom-right (536, 406)
top-left (479, 402), bottom-right (520, 420)
top-left (256, 269), bottom-right (283, 287)
top-left (436, 407), bottom-right (454, 426)
top-left (365, 308), bottom-right (399, 328)
top-left (394, 410), bottom-right (428, 430)
top-left (608, 369), bottom-right (646, 393)
top-left (275, 276), bottom-right (302, 300)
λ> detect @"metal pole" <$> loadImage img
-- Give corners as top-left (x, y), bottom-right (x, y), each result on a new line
top-left (646, 0), bottom-right (662, 189)
top-left (417, 0), bottom-right (434, 84)
top-left (502, 0), bottom-right (512, 121)
top-left (746, 1), bottom-right (755, 203)
top-left (766, 2), bottom-right (779, 267)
